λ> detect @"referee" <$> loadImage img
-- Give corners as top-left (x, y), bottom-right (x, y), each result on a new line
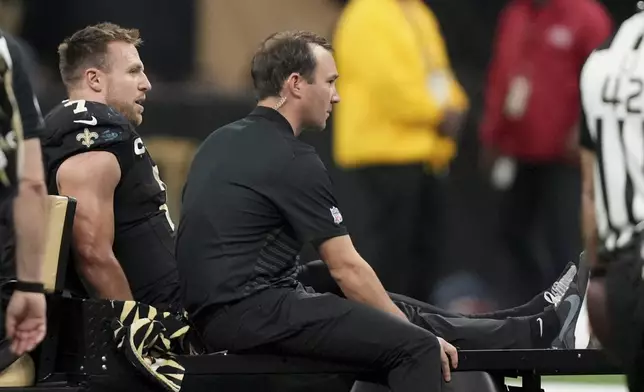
top-left (0, 30), bottom-right (48, 357)
top-left (581, 8), bottom-right (644, 391)
top-left (177, 31), bottom-right (457, 390)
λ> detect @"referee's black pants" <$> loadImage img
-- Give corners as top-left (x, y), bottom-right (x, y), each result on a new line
top-left (590, 245), bottom-right (644, 392)
top-left (193, 285), bottom-right (533, 392)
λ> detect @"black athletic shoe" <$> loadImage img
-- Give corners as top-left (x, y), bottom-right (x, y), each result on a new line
top-left (551, 282), bottom-right (583, 349)
top-left (544, 262), bottom-right (578, 307)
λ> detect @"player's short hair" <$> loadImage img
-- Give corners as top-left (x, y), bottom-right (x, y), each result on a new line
top-left (251, 30), bottom-right (332, 100)
top-left (58, 22), bottom-right (142, 88)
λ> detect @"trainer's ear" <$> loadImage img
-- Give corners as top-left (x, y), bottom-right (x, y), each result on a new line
top-left (285, 73), bottom-right (305, 99)
top-left (85, 67), bottom-right (103, 93)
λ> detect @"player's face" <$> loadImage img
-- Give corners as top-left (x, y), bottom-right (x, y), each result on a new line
top-left (300, 45), bottom-right (340, 131)
top-left (103, 41), bottom-right (151, 126)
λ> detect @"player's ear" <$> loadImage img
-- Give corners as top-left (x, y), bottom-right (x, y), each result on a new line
top-left (85, 68), bottom-right (103, 93)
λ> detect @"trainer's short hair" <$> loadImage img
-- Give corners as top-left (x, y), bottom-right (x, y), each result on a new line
top-left (58, 22), bottom-right (142, 88)
top-left (251, 30), bottom-right (332, 100)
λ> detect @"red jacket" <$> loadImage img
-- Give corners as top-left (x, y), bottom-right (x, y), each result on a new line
top-left (480, 0), bottom-right (612, 162)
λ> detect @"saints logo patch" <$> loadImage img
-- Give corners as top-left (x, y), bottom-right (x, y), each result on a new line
top-left (76, 128), bottom-right (98, 148)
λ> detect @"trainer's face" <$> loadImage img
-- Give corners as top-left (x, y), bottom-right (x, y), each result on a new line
top-left (301, 45), bottom-right (340, 131)
top-left (103, 41), bottom-right (151, 126)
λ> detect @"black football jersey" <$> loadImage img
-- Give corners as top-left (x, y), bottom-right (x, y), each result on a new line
top-left (42, 100), bottom-right (180, 306)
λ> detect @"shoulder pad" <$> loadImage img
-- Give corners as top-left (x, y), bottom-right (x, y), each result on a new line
top-left (43, 100), bottom-right (134, 145)
top-left (45, 100), bottom-right (131, 133)
top-left (43, 100), bottom-right (138, 155)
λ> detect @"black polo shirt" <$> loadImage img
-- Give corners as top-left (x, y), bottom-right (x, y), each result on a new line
top-left (176, 106), bottom-right (348, 317)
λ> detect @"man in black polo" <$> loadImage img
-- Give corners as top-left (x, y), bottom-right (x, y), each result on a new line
top-left (176, 31), bottom-right (580, 391)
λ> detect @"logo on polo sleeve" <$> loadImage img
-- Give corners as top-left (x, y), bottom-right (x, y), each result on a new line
top-left (330, 206), bottom-right (343, 224)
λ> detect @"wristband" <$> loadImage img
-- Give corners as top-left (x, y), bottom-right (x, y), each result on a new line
top-left (13, 281), bottom-right (45, 294)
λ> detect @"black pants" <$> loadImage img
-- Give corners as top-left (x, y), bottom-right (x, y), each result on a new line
top-left (598, 248), bottom-right (644, 392)
top-left (298, 259), bottom-right (548, 321)
top-left (352, 164), bottom-right (447, 301)
top-left (193, 284), bottom-right (534, 392)
top-left (499, 161), bottom-right (581, 301)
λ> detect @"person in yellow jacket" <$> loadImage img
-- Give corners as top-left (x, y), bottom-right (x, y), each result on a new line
top-left (333, 0), bottom-right (468, 301)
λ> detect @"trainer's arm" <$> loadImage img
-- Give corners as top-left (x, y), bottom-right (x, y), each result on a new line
top-left (319, 235), bottom-right (407, 320)
top-left (56, 151), bottom-right (133, 300)
top-left (13, 139), bottom-right (47, 283)
top-left (581, 147), bottom-right (598, 268)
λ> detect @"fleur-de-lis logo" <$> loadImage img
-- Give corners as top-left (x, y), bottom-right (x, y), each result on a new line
top-left (76, 128), bottom-right (98, 148)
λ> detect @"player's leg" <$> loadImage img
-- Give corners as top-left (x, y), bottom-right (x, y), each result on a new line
top-left (193, 286), bottom-right (444, 392)
top-left (292, 264), bottom-right (582, 350)
top-left (389, 259), bottom-right (577, 320)
top-left (396, 279), bottom-right (584, 350)
top-left (300, 257), bottom-right (577, 319)
top-left (395, 298), bottom-right (550, 349)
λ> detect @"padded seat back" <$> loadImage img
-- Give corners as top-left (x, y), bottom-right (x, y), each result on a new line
top-left (0, 195), bottom-right (76, 387)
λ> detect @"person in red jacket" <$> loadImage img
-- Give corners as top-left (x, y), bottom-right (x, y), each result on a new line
top-left (479, 0), bottom-right (612, 301)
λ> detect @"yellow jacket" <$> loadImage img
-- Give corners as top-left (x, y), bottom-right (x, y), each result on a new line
top-left (333, 0), bottom-right (468, 170)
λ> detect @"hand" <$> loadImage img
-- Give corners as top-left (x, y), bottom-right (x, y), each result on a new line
top-left (5, 291), bottom-right (47, 356)
top-left (437, 109), bottom-right (466, 140)
top-left (437, 337), bottom-right (458, 382)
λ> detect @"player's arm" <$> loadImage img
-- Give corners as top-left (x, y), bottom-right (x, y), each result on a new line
top-left (318, 236), bottom-right (406, 320)
top-left (56, 150), bottom-right (133, 301)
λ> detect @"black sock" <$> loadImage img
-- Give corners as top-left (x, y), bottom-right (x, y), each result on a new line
top-left (529, 307), bottom-right (560, 348)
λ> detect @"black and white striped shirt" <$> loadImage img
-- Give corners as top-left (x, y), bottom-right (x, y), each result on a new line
top-left (580, 12), bottom-right (644, 252)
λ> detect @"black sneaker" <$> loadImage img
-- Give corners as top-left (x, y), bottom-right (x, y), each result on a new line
top-left (551, 282), bottom-right (583, 349)
top-left (544, 262), bottom-right (578, 307)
